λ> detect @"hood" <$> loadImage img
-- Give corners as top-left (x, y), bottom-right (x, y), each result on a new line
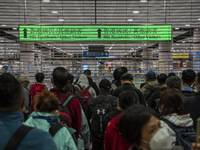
top-left (108, 114), bottom-right (121, 131)
top-left (143, 81), bottom-right (160, 92)
top-left (163, 113), bottom-right (193, 127)
top-left (77, 74), bottom-right (89, 85)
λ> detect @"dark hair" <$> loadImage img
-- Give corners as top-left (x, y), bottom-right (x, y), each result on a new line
top-left (182, 69), bottom-right (196, 84)
top-left (35, 91), bottom-right (59, 113)
top-left (159, 88), bottom-right (186, 116)
top-left (113, 67), bottom-right (128, 81)
top-left (0, 73), bottom-right (23, 111)
top-left (68, 73), bottom-right (74, 84)
top-left (166, 76), bottom-right (181, 89)
top-left (118, 105), bottom-right (156, 146)
top-left (157, 73), bottom-right (167, 85)
top-left (118, 90), bottom-right (139, 110)
top-left (84, 69), bottom-right (91, 76)
top-left (168, 72), bottom-right (176, 77)
top-left (121, 73), bottom-right (133, 81)
top-left (52, 67), bottom-right (69, 90)
top-left (35, 73), bottom-right (45, 83)
top-left (145, 71), bottom-right (156, 81)
top-left (99, 79), bottom-right (111, 92)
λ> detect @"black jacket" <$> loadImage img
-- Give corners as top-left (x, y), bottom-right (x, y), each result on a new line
top-left (183, 92), bottom-right (200, 130)
top-left (112, 83), bottom-right (146, 106)
top-left (147, 86), bottom-right (167, 111)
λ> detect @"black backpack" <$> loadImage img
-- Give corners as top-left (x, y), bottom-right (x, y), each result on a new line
top-left (90, 95), bottom-right (115, 139)
top-left (162, 118), bottom-right (196, 150)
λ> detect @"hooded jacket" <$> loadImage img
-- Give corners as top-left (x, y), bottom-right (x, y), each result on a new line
top-left (141, 81), bottom-right (160, 100)
top-left (104, 115), bottom-right (131, 150)
top-left (75, 74), bottom-right (97, 98)
top-left (24, 112), bottom-right (78, 150)
top-left (160, 113), bottom-right (193, 146)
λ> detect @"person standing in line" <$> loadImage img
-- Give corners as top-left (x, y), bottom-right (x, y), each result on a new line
top-left (0, 73), bottom-right (57, 150)
top-left (24, 91), bottom-right (78, 150)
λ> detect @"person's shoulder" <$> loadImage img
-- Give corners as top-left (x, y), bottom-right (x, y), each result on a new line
top-left (23, 127), bottom-right (57, 149)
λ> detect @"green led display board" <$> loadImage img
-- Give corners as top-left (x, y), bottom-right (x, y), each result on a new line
top-left (19, 25), bottom-right (172, 42)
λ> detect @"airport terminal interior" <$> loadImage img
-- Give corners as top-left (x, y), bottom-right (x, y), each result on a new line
top-left (0, 0), bottom-right (200, 88)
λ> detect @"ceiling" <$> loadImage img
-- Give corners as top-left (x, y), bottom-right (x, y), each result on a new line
top-left (0, 0), bottom-right (199, 57)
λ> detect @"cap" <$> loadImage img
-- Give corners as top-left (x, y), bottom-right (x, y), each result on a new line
top-left (99, 79), bottom-right (111, 89)
top-left (18, 77), bottom-right (30, 83)
top-left (146, 71), bottom-right (156, 80)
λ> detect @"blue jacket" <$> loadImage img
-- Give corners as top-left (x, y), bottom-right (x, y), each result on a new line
top-left (0, 111), bottom-right (57, 150)
top-left (24, 112), bottom-right (78, 150)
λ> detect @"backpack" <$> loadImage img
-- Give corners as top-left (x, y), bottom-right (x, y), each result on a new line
top-left (29, 84), bottom-right (46, 113)
top-left (161, 118), bottom-right (196, 150)
top-left (90, 96), bottom-right (115, 140)
top-left (57, 93), bottom-right (74, 127)
top-left (75, 84), bottom-right (92, 111)
top-left (32, 115), bottom-right (78, 145)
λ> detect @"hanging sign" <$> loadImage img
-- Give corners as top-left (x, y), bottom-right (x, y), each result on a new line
top-left (19, 25), bottom-right (172, 42)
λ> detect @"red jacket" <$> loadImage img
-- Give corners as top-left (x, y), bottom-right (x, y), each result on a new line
top-left (51, 89), bottom-right (82, 138)
top-left (104, 114), bottom-right (131, 150)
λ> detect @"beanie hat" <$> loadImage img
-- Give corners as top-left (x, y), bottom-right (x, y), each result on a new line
top-left (146, 71), bottom-right (156, 80)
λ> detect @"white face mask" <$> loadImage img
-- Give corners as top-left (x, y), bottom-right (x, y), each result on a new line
top-left (142, 128), bottom-right (172, 150)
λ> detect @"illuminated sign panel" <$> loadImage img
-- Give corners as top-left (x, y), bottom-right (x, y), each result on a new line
top-left (173, 53), bottom-right (189, 59)
top-left (19, 25), bottom-right (172, 42)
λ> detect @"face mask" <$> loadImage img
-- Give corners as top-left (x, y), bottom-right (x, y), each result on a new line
top-left (142, 128), bottom-right (172, 150)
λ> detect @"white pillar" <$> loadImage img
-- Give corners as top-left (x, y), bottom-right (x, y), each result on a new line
top-left (20, 43), bottom-right (35, 80)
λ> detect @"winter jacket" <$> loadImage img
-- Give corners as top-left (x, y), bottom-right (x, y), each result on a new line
top-left (50, 89), bottom-right (82, 138)
top-left (103, 110), bottom-right (122, 132)
top-left (112, 83), bottom-right (146, 106)
top-left (0, 111), bottom-right (57, 150)
top-left (141, 81), bottom-right (160, 100)
top-left (160, 113), bottom-right (193, 146)
top-left (183, 92), bottom-right (200, 130)
top-left (104, 115), bottom-right (131, 150)
top-left (75, 74), bottom-right (97, 98)
top-left (147, 86), bottom-right (167, 111)
top-left (77, 108), bottom-right (91, 150)
top-left (24, 112), bottom-right (77, 150)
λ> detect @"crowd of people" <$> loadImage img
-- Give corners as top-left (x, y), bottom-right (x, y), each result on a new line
top-left (1, 66), bottom-right (200, 150)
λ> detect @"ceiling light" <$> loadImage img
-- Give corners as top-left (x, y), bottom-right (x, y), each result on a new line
top-left (176, 44), bottom-right (179, 45)
top-left (58, 19), bottom-right (64, 21)
top-left (52, 11), bottom-right (58, 14)
top-left (1, 25), bottom-right (6, 26)
top-left (182, 41), bottom-right (185, 43)
top-left (198, 18), bottom-right (200, 20)
top-left (185, 24), bottom-right (190, 27)
top-left (133, 11), bottom-right (139, 14)
top-left (175, 28), bottom-right (180, 30)
top-left (127, 19), bottom-right (133, 22)
top-left (43, 0), bottom-right (50, 2)
top-left (140, 0), bottom-right (147, 2)
top-left (12, 28), bottom-right (17, 30)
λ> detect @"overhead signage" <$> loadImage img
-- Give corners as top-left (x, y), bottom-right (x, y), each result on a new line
top-left (83, 51), bottom-right (109, 57)
top-left (19, 25), bottom-right (172, 42)
top-left (173, 53), bottom-right (188, 59)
